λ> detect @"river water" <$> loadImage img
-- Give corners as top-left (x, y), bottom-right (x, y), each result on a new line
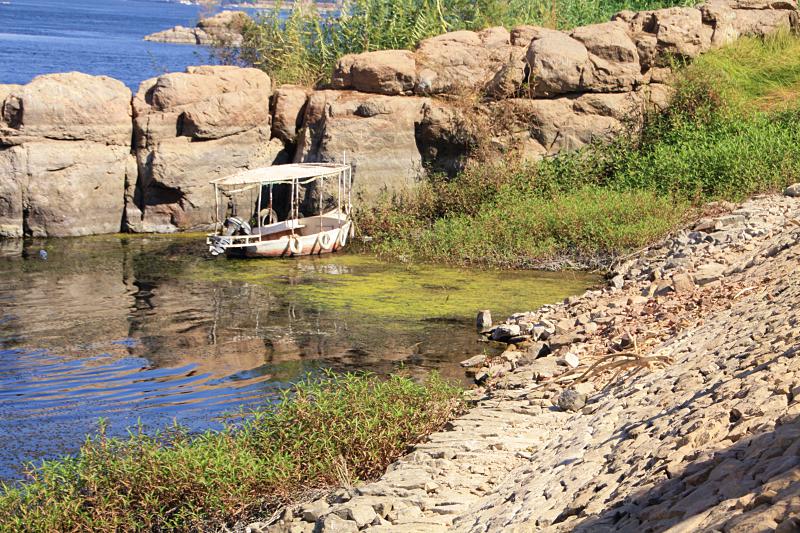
top-left (0, 236), bottom-right (596, 480)
top-left (0, 0), bottom-right (214, 90)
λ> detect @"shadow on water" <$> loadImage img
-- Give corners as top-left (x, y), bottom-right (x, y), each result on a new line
top-left (0, 235), bottom-right (598, 480)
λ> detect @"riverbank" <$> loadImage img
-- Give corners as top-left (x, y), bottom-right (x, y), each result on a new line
top-left (253, 189), bottom-right (800, 531)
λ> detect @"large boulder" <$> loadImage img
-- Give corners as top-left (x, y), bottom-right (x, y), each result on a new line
top-left (271, 84), bottom-right (309, 145)
top-left (526, 31), bottom-right (590, 97)
top-left (414, 27), bottom-right (514, 95)
top-left (0, 72), bottom-right (131, 145)
top-left (145, 10), bottom-right (248, 46)
top-left (0, 73), bottom-right (133, 237)
top-left (332, 50), bottom-right (417, 95)
top-left (128, 66), bottom-right (284, 233)
top-left (491, 91), bottom-right (646, 157)
top-left (571, 21), bottom-right (642, 92)
top-left (294, 90), bottom-right (428, 203)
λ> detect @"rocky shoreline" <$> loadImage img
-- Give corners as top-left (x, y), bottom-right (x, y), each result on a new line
top-left (144, 10), bottom-right (248, 46)
top-left (246, 189), bottom-right (800, 532)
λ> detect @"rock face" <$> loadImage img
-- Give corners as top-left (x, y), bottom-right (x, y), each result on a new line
top-left (127, 66), bottom-right (284, 233)
top-left (144, 10), bottom-right (248, 46)
top-left (294, 91), bottom-right (428, 203)
top-left (0, 73), bottom-right (133, 237)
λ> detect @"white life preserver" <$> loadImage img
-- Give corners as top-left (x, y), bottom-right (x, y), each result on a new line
top-left (319, 231), bottom-right (334, 250)
top-left (288, 235), bottom-right (303, 255)
top-left (338, 227), bottom-right (348, 247)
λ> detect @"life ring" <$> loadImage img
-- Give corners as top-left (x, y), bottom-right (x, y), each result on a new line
top-left (338, 227), bottom-right (348, 247)
top-left (288, 235), bottom-right (303, 255)
top-left (319, 231), bottom-right (334, 250)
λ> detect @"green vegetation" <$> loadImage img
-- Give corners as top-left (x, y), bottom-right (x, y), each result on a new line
top-left (0, 372), bottom-right (463, 532)
top-left (358, 32), bottom-right (800, 268)
top-left (233, 0), bottom-right (693, 85)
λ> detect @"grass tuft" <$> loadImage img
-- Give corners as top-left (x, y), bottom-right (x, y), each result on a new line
top-left (0, 372), bottom-right (463, 532)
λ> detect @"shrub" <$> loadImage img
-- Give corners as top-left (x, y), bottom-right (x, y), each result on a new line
top-left (0, 372), bottom-right (463, 532)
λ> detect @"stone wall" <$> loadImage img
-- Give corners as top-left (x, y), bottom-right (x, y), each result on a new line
top-left (0, 0), bottom-right (796, 237)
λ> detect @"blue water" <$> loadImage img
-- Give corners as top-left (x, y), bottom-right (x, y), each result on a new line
top-left (0, 0), bottom-right (215, 90)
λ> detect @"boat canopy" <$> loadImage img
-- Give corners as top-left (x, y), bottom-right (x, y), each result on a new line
top-left (210, 163), bottom-right (350, 187)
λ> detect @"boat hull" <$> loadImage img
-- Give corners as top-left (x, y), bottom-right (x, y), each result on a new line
top-left (226, 221), bottom-right (353, 258)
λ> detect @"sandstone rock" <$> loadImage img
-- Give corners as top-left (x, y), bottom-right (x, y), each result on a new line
top-left (0, 72), bottom-right (131, 145)
top-left (342, 504), bottom-right (377, 528)
top-left (672, 272), bottom-right (695, 293)
top-left (571, 21), bottom-right (642, 92)
top-left (196, 10), bottom-right (248, 46)
top-left (695, 262), bottom-right (726, 285)
top-left (652, 7), bottom-right (713, 59)
top-left (128, 66), bottom-right (280, 232)
top-left (610, 274), bottom-right (625, 289)
top-left (302, 499), bottom-right (330, 522)
top-left (414, 27), bottom-right (512, 95)
top-left (332, 50), bottom-right (416, 95)
top-left (0, 74), bottom-right (133, 237)
top-left (144, 25), bottom-right (206, 45)
top-left (557, 389), bottom-right (587, 412)
top-left (319, 513), bottom-right (358, 533)
top-left (145, 10), bottom-right (248, 46)
top-left (526, 31), bottom-right (589, 96)
top-left (294, 91), bottom-right (427, 203)
top-left (460, 354), bottom-right (487, 368)
top-left (271, 85), bottom-right (309, 145)
top-left (493, 91), bottom-right (645, 157)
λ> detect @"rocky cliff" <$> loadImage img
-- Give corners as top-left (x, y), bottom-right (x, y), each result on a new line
top-left (0, 0), bottom-right (797, 237)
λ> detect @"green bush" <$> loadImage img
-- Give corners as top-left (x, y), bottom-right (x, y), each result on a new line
top-left (0, 372), bottom-right (463, 532)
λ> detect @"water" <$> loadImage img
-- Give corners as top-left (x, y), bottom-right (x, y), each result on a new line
top-left (0, 0), bottom-right (214, 90)
top-left (0, 236), bottom-right (596, 480)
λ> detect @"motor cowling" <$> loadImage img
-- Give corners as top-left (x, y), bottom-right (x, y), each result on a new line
top-left (223, 217), bottom-right (251, 236)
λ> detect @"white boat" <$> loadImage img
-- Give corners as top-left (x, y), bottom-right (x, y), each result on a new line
top-left (206, 163), bottom-right (353, 258)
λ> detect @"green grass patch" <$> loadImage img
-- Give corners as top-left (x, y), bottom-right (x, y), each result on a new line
top-left (358, 32), bottom-right (800, 268)
top-left (0, 372), bottom-right (463, 532)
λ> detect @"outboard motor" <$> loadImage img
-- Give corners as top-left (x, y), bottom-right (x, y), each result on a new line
top-left (223, 217), bottom-right (251, 236)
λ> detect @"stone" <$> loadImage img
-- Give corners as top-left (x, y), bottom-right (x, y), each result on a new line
top-left (344, 504), bottom-right (377, 528)
top-left (672, 272), bottom-right (695, 293)
top-left (571, 21), bottom-right (642, 92)
top-left (0, 73), bottom-right (133, 237)
top-left (333, 50), bottom-right (417, 95)
top-left (319, 513), bottom-right (358, 533)
top-left (128, 66), bottom-right (281, 232)
top-left (785, 183), bottom-right (800, 197)
top-left (557, 389), bottom-right (587, 412)
top-left (145, 10), bottom-right (248, 46)
top-left (460, 354), bottom-right (487, 368)
top-left (526, 31), bottom-right (589, 96)
top-left (610, 274), bottom-right (625, 289)
top-left (0, 72), bottom-right (131, 145)
top-left (563, 351), bottom-right (580, 369)
top-left (302, 499), bottom-right (330, 523)
top-left (695, 263), bottom-right (726, 286)
top-left (294, 91), bottom-right (428, 204)
top-left (477, 309), bottom-right (493, 330)
top-left (271, 85), bottom-right (309, 145)
top-left (491, 324), bottom-right (521, 341)
top-left (414, 27), bottom-right (513, 95)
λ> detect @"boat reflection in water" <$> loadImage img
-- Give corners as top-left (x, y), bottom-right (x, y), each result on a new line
top-left (0, 236), bottom-right (597, 480)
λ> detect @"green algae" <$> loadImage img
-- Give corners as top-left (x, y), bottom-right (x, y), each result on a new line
top-left (191, 252), bottom-right (598, 323)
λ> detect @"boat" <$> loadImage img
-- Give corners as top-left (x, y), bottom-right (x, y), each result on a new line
top-left (206, 162), bottom-right (353, 258)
